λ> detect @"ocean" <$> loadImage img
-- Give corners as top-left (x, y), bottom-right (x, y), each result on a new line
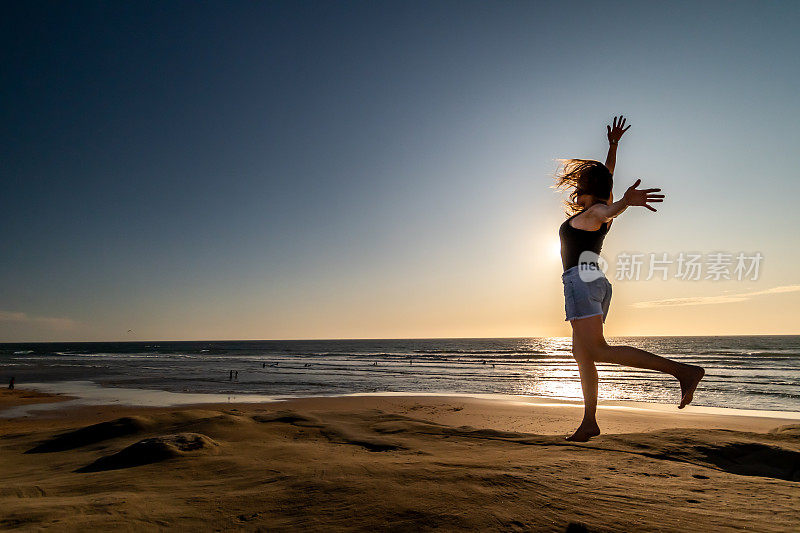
top-left (1, 336), bottom-right (799, 413)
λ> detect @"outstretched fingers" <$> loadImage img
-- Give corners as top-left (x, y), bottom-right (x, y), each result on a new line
top-left (645, 194), bottom-right (664, 212)
top-left (608, 115), bottom-right (631, 142)
top-left (647, 192), bottom-right (665, 201)
top-left (623, 179), bottom-right (664, 213)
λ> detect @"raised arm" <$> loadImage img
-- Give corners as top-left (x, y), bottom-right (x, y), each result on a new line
top-left (586, 179), bottom-right (664, 223)
top-left (605, 115), bottom-right (631, 175)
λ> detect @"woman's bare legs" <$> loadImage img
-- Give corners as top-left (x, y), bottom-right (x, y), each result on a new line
top-left (566, 315), bottom-right (705, 442)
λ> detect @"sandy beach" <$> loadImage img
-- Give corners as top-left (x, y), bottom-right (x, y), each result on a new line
top-left (1, 389), bottom-right (798, 532)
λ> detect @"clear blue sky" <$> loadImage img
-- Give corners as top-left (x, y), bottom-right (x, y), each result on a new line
top-left (2, 1), bottom-right (799, 341)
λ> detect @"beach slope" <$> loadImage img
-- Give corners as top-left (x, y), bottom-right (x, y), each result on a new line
top-left (1, 391), bottom-right (798, 532)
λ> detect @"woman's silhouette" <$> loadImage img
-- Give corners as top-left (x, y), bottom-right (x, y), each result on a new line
top-left (556, 116), bottom-right (705, 442)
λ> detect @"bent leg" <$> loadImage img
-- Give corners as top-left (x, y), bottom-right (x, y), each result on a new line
top-left (573, 320), bottom-right (706, 409)
top-left (595, 344), bottom-right (686, 376)
top-left (594, 346), bottom-right (704, 407)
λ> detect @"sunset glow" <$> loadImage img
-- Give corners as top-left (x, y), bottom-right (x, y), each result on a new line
top-left (1, 2), bottom-right (798, 342)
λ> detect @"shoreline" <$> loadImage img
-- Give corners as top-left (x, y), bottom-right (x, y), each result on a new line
top-left (2, 386), bottom-right (799, 439)
top-left (3, 381), bottom-right (799, 423)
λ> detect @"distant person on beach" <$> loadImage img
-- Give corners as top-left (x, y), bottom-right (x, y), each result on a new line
top-left (229, 370), bottom-right (233, 381)
top-left (8, 377), bottom-right (14, 390)
top-left (555, 115), bottom-right (705, 442)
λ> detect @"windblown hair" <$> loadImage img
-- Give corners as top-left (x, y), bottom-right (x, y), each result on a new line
top-left (554, 159), bottom-right (613, 214)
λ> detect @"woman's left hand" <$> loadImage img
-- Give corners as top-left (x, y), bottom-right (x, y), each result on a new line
top-left (623, 179), bottom-right (664, 212)
top-left (607, 115), bottom-right (631, 144)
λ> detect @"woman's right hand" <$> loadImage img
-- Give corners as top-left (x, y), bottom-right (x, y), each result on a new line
top-left (623, 179), bottom-right (665, 212)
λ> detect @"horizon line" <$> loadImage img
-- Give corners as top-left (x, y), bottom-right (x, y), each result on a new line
top-left (2, 333), bottom-right (800, 344)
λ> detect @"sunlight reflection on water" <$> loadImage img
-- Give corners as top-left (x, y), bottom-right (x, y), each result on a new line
top-left (2, 336), bottom-right (799, 412)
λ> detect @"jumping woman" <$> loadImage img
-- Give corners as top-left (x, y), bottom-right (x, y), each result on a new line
top-left (556, 116), bottom-right (705, 442)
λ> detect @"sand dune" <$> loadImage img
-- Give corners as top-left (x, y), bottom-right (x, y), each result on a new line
top-left (26, 416), bottom-right (152, 454)
top-left (76, 432), bottom-right (220, 472)
top-left (1, 391), bottom-right (799, 531)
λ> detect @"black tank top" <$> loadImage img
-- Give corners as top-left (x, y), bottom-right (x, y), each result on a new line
top-left (558, 211), bottom-right (609, 271)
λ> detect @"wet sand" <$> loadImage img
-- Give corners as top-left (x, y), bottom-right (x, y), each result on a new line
top-left (1, 389), bottom-right (798, 531)
top-left (0, 388), bottom-right (73, 412)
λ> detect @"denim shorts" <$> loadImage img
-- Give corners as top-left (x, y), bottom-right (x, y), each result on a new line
top-left (562, 265), bottom-right (612, 322)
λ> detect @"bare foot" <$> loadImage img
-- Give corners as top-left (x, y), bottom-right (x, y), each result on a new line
top-left (566, 421), bottom-right (601, 442)
top-left (678, 365), bottom-right (705, 409)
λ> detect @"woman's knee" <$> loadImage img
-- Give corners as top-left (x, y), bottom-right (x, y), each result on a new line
top-left (572, 343), bottom-right (595, 364)
top-left (573, 338), bottom-right (608, 363)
